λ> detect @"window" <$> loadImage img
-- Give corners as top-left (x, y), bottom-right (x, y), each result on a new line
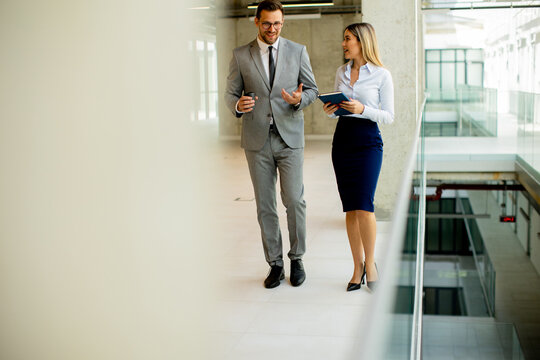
top-left (189, 38), bottom-right (218, 122)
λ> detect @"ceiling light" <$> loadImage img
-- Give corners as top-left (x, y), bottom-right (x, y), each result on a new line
top-left (247, 1), bottom-right (334, 9)
top-left (248, 13), bottom-right (322, 21)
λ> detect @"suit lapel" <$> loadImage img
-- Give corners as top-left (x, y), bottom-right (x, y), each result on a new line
top-left (273, 38), bottom-right (287, 90)
top-left (249, 40), bottom-right (271, 92)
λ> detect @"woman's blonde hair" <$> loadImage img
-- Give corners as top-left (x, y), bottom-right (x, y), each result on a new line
top-left (344, 23), bottom-right (384, 67)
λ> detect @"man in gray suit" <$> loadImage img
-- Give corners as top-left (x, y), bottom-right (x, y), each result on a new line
top-left (225, 0), bottom-right (318, 289)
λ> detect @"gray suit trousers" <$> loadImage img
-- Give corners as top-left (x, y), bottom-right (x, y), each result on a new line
top-left (244, 127), bottom-right (306, 267)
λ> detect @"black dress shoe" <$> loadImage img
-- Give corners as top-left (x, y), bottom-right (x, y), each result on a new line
top-left (290, 259), bottom-right (306, 287)
top-left (347, 264), bottom-right (366, 292)
top-left (346, 282), bottom-right (361, 291)
top-left (264, 265), bottom-right (285, 289)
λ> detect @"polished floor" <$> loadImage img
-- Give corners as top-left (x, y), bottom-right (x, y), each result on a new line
top-left (211, 140), bottom-right (390, 360)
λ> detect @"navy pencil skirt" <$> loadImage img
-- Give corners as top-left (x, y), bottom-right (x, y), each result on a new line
top-left (331, 116), bottom-right (383, 213)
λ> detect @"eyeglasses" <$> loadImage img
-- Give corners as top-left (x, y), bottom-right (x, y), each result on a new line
top-left (261, 21), bottom-right (283, 30)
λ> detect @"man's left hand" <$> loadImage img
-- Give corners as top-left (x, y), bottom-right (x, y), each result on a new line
top-left (281, 83), bottom-right (303, 105)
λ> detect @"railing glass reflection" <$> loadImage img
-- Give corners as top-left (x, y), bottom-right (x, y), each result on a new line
top-left (425, 87), bottom-right (497, 137)
top-left (514, 91), bottom-right (540, 174)
top-left (361, 99), bottom-right (426, 359)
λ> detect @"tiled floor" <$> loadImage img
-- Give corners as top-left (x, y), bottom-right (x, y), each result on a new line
top-left (211, 140), bottom-right (391, 360)
top-left (422, 316), bottom-right (516, 360)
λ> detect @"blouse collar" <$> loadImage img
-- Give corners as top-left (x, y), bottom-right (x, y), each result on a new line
top-left (344, 60), bottom-right (375, 79)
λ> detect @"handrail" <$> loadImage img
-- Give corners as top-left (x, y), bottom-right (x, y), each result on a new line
top-left (456, 194), bottom-right (496, 317)
top-left (409, 98), bottom-right (427, 360)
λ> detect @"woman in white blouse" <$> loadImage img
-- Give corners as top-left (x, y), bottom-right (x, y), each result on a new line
top-left (323, 23), bottom-right (394, 292)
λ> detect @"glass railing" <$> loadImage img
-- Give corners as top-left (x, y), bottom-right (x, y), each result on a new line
top-left (421, 268), bottom-right (490, 317)
top-left (515, 91), bottom-right (540, 174)
top-left (361, 98), bottom-right (427, 359)
top-left (359, 96), bottom-right (526, 359)
top-left (457, 195), bottom-right (496, 316)
top-left (422, 317), bottom-right (525, 359)
top-left (425, 87), bottom-right (497, 137)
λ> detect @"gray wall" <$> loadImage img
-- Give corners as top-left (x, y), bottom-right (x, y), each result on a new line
top-left (217, 1), bottom-right (419, 217)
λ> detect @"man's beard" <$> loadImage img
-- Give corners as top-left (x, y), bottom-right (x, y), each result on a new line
top-left (260, 31), bottom-right (278, 44)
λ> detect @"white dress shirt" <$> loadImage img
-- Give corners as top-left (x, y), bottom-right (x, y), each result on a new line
top-left (331, 61), bottom-right (394, 125)
top-left (257, 36), bottom-right (279, 82)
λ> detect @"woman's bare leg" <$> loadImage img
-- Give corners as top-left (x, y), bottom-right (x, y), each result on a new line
top-left (357, 210), bottom-right (378, 282)
top-left (346, 211), bottom-right (364, 283)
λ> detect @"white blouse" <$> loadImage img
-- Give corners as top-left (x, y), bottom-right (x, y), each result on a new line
top-left (332, 61), bottom-right (394, 125)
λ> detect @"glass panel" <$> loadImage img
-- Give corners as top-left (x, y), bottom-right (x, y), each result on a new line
top-left (517, 91), bottom-right (540, 173)
top-left (426, 63), bottom-right (440, 90)
top-left (423, 319), bottom-right (524, 358)
top-left (533, 98), bottom-right (540, 170)
top-left (441, 49), bottom-right (455, 61)
top-left (456, 63), bottom-right (465, 86)
top-left (426, 220), bottom-right (439, 252)
top-left (426, 50), bottom-right (440, 62)
top-left (208, 92), bottom-right (218, 121)
top-left (456, 49), bottom-right (465, 61)
top-left (191, 38), bottom-right (218, 122)
top-left (377, 105), bottom-right (426, 360)
top-left (208, 41), bottom-right (218, 92)
top-left (468, 63), bottom-right (483, 87)
top-left (441, 63), bottom-right (456, 89)
top-left (441, 220), bottom-right (455, 252)
top-left (459, 195), bottom-right (496, 315)
top-left (198, 92), bottom-right (206, 121)
top-left (466, 49), bottom-right (484, 62)
top-left (441, 123), bottom-right (457, 136)
top-left (198, 48), bottom-right (206, 121)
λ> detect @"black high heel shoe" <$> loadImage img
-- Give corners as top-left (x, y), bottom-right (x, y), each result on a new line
top-left (347, 264), bottom-right (366, 292)
top-left (366, 262), bottom-right (379, 292)
top-left (361, 262), bottom-right (366, 285)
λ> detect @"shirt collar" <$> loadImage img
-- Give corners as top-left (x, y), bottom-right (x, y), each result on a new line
top-left (364, 62), bottom-right (374, 73)
top-left (257, 36), bottom-right (280, 52)
top-left (345, 60), bottom-right (374, 78)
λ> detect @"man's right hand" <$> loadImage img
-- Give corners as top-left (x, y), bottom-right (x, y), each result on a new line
top-left (237, 95), bottom-right (258, 113)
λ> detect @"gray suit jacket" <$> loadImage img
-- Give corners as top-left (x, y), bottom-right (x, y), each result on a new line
top-left (225, 38), bottom-right (318, 151)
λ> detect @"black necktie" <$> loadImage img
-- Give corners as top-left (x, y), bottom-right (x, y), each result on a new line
top-left (268, 45), bottom-right (275, 88)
